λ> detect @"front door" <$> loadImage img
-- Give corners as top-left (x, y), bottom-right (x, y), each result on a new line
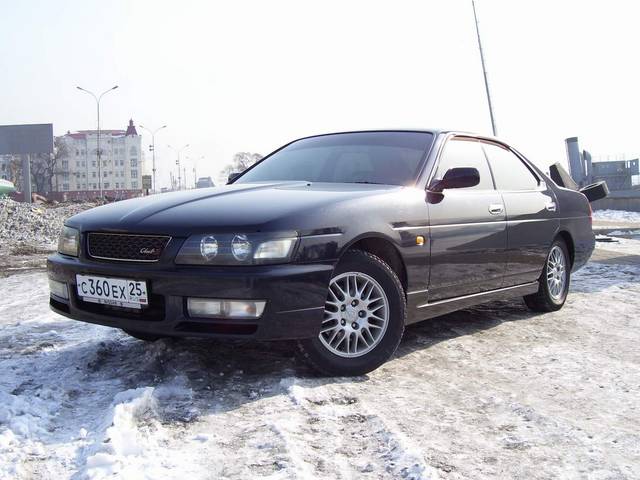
top-left (427, 137), bottom-right (508, 301)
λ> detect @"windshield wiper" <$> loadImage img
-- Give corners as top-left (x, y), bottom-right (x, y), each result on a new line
top-left (352, 181), bottom-right (386, 185)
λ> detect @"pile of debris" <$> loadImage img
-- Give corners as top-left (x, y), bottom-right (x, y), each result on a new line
top-left (0, 198), bottom-right (97, 254)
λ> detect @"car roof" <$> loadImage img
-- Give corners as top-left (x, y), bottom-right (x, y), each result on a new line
top-left (291, 129), bottom-right (506, 145)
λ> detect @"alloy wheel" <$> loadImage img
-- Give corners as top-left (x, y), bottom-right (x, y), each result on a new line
top-left (546, 245), bottom-right (567, 300)
top-left (319, 271), bottom-right (389, 358)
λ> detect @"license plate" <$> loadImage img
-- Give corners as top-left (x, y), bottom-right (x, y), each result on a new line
top-left (76, 274), bottom-right (148, 309)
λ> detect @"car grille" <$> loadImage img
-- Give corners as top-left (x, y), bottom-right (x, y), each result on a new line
top-left (87, 233), bottom-right (171, 262)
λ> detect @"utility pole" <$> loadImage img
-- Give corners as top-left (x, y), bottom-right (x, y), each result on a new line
top-left (471, 0), bottom-right (497, 136)
top-left (139, 124), bottom-right (167, 193)
top-left (168, 144), bottom-right (189, 190)
top-left (76, 85), bottom-right (119, 197)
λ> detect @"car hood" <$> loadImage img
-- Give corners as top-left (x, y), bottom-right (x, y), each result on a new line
top-left (67, 181), bottom-right (402, 236)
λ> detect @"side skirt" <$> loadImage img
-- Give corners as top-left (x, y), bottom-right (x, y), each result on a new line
top-left (406, 281), bottom-right (539, 324)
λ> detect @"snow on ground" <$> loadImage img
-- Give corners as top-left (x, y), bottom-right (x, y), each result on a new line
top-left (595, 235), bottom-right (640, 256)
top-left (0, 198), bottom-right (96, 254)
top-left (1, 257), bottom-right (639, 478)
top-left (593, 209), bottom-right (640, 224)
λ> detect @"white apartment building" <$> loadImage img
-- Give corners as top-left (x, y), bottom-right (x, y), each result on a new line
top-left (54, 119), bottom-right (144, 198)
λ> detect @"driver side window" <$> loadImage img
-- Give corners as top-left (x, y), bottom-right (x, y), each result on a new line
top-left (435, 138), bottom-right (494, 190)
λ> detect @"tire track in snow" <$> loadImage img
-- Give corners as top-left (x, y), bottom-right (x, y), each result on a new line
top-left (271, 377), bottom-right (436, 479)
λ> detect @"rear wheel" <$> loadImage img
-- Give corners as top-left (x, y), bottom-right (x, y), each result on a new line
top-left (297, 250), bottom-right (405, 376)
top-left (524, 238), bottom-right (570, 312)
top-left (122, 329), bottom-right (166, 342)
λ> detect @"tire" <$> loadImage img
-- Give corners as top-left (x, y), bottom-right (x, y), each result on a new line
top-left (524, 238), bottom-right (571, 312)
top-left (297, 249), bottom-right (406, 376)
top-left (122, 329), bottom-right (166, 342)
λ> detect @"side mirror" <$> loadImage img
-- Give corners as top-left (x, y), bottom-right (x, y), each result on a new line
top-left (227, 172), bottom-right (241, 184)
top-left (428, 167), bottom-right (480, 193)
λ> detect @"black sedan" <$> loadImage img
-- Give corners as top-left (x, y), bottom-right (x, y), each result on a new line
top-left (48, 130), bottom-right (595, 376)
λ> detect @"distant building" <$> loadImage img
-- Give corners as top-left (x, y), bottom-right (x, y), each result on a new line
top-left (565, 137), bottom-right (639, 191)
top-left (53, 119), bottom-right (144, 199)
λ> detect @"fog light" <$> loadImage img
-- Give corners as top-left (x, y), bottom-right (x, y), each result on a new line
top-left (49, 279), bottom-right (69, 300)
top-left (187, 298), bottom-right (266, 319)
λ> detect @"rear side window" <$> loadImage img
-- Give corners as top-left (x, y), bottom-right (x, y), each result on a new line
top-left (482, 143), bottom-right (539, 191)
top-left (434, 138), bottom-right (494, 190)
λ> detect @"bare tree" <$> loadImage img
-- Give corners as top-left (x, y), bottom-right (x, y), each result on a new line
top-left (221, 152), bottom-right (263, 180)
top-left (31, 137), bottom-right (69, 194)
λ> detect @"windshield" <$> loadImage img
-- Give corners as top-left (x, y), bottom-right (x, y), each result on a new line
top-left (235, 131), bottom-right (433, 186)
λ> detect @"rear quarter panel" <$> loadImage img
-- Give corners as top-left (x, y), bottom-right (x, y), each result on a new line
top-left (554, 186), bottom-right (595, 271)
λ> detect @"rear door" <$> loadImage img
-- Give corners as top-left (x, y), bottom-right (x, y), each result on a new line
top-left (481, 142), bottom-right (559, 286)
top-left (427, 137), bottom-right (508, 301)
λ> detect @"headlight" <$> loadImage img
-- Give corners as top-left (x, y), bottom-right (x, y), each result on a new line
top-left (175, 232), bottom-right (298, 265)
top-left (57, 226), bottom-right (79, 257)
top-left (231, 234), bottom-right (251, 261)
top-left (200, 235), bottom-right (219, 260)
top-left (253, 238), bottom-right (295, 260)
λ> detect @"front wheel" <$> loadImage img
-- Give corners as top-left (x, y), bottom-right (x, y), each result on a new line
top-left (524, 238), bottom-right (571, 312)
top-left (297, 250), bottom-right (406, 376)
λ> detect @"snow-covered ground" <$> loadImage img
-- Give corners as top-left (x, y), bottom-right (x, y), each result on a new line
top-left (1, 250), bottom-right (639, 478)
top-left (595, 235), bottom-right (640, 256)
top-left (593, 209), bottom-right (640, 224)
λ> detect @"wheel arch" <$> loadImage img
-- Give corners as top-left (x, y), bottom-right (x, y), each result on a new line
top-left (339, 234), bottom-right (408, 294)
top-left (555, 230), bottom-right (575, 267)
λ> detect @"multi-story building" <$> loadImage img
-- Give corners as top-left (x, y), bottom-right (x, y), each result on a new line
top-left (53, 119), bottom-right (144, 199)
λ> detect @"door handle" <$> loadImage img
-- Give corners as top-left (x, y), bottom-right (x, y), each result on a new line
top-left (488, 204), bottom-right (504, 215)
top-left (545, 202), bottom-right (557, 212)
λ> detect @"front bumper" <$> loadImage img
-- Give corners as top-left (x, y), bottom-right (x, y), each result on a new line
top-left (47, 253), bottom-right (334, 340)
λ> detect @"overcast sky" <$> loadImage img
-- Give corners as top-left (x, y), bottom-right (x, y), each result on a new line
top-left (1, 0), bottom-right (638, 187)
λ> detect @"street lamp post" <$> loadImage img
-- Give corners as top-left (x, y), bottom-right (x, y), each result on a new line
top-left (471, 0), bottom-right (497, 136)
top-left (139, 124), bottom-right (167, 193)
top-left (76, 85), bottom-right (119, 197)
top-left (167, 144), bottom-right (189, 190)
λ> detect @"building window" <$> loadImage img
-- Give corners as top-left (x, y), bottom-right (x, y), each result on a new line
top-left (129, 146), bottom-right (137, 156)
top-left (63, 184), bottom-right (69, 191)
top-left (131, 170), bottom-right (138, 178)
top-left (62, 160), bottom-right (69, 170)
top-left (130, 158), bottom-right (138, 167)
top-left (103, 171), bottom-right (107, 177)
top-left (132, 181), bottom-right (138, 189)
top-left (76, 184), bottom-right (81, 190)
top-left (104, 182), bottom-right (110, 189)
top-left (115, 182), bottom-right (120, 189)
top-left (93, 183), bottom-right (97, 189)
top-left (92, 161), bottom-right (96, 167)
top-left (92, 172), bottom-right (96, 178)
